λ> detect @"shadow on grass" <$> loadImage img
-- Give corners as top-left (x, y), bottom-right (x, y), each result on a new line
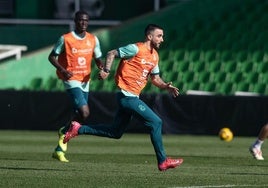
top-left (229, 172), bottom-right (268, 176)
top-left (0, 166), bottom-right (65, 171)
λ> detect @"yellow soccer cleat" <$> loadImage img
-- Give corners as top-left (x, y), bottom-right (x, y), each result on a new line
top-left (58, 127), bottom-right (67, 152)
top-left (52, 151), bottom-right (69, 162)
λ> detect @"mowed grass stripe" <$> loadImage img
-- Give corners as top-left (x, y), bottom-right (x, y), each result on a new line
top-left (0, 130), bottom-right (267, 188)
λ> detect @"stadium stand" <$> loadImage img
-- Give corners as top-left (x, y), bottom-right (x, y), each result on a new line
top-left (0, 0), bottom-right (267, 96)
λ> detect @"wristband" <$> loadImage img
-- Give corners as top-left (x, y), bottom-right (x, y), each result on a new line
top-left (103, 68), bottom-right (110, 73)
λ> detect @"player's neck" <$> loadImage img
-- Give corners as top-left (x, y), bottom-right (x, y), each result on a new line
top-left (143, 41), bottom-right (153, 53)
top-left (74, 30), bottom-right (86, 38)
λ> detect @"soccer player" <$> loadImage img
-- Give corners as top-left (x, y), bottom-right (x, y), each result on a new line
top-left (63, 24), bottom-right (183, 171)
top-left (48, 10), bottom-right (104, 162)
top-left (249, 123), bottom-right (268, 160)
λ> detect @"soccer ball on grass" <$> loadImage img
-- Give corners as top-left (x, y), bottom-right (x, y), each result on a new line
top-left (219, 127), bottom-right (233, 142)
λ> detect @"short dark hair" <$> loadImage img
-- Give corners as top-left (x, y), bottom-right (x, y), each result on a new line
top-left (74, 10), bottom-right (89, 20)
top-left (144, 24), bottom-right (163, 36)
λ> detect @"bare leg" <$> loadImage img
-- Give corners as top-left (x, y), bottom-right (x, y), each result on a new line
top-left (257, 124), bottom-right (268, 141)
top-left (249, 124), bottom-right (267, 160)
top-left (74, 104), bottom-right (90, 123)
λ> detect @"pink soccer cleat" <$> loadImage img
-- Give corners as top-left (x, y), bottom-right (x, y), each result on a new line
top-left (158, 157), bottom-right (184, 171)
top-left (63, 121), bottom-right (81, 144)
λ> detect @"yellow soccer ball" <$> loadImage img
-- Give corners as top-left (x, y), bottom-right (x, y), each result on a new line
top-left (219, 128), bottom-right (233, 142)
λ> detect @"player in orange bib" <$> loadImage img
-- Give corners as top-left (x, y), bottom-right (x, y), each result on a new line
top-left (48, 10), bottom-right (103, 162)
top-left (63, 24), bottom-right (183, 171)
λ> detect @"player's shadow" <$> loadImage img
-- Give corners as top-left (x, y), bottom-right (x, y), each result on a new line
top-left (0, 166), bottom-right (65, 171)
top-left (229, 172), bottom-right (268, 176)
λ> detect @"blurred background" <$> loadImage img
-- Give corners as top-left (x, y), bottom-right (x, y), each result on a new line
top-left (0, 0), bottom-right (267, 136)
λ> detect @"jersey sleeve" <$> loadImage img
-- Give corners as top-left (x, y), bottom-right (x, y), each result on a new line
top-left (94, 36), bottom-right (102, 58)
top-left (117, 44), bottom-right (139, 58)
top-left (151, 64), bottom-right (160, 75)
top-left (53, 36), bottom-right (65, 55)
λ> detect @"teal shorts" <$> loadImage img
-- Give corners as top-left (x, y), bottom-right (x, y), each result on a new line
top-left (66, 87), bottom-right (89, 109)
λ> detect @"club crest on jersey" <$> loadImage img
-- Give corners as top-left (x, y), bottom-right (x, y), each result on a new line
top-left (78, 57), bottom-right (86, 66)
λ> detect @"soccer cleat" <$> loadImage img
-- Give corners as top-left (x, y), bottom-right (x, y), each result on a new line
top-left (63, 121), bottom-right (81, 144)
top-left (249, 146), bottom-right (264, 160)
top-left (58, 127), bottom-right (67, 152)
top-left (158, 157), bottom-right (184, 171)
top-left (52, 151), bottom-right (69, 162)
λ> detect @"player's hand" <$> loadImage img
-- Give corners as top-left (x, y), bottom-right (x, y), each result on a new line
top-left (166, 82), bottom-right (179, 97)
top-left (61, 69), bottom-right (73, 80)
top-left (98, 70), bottom-right (109, 80)
top-left (96, 62), bottom-right (104, 70)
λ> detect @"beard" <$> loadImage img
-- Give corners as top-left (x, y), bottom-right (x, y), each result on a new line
top-left (151, 41), bottom-right (160, 50)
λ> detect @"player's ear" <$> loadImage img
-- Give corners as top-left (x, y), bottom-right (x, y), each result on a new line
top-left (148, 34), bottom-right (153, 40)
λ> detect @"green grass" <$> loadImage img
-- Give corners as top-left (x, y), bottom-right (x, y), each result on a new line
top-left (0, 131), bottom-right (267, 188)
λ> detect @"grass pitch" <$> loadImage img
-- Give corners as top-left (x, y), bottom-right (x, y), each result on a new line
top-left (0, 130), bottom-right (267, 188)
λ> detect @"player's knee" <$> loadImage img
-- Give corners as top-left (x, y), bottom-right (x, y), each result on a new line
top-left (264, 124), bottom-right (268, 131)
top-left (113, 131), bottom-right (123, 139)
top-left (83, 110), bottom-right (90, 119)
top-left (111, 129), bottom-right (124, 139)
top-left (154, 117), bottom-right (162, 127)
top-left (150, 118), bottom-right (162, 132)
top-left (79, 109), bottom-right (90, 121)
top-left (114, 134), bottom-right (122, 139)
